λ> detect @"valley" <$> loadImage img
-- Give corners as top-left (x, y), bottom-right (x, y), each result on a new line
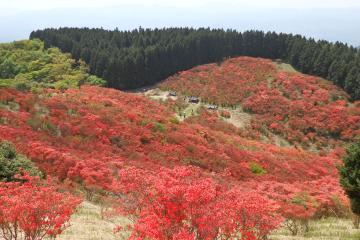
top-left (1, 36), bottom-right (360, 240)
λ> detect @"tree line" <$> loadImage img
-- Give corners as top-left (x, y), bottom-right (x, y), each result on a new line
top-left (30, 27), bottom-right (360, 99)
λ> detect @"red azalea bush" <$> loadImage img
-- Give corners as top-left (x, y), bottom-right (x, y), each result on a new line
top-left (0, 86), bottom-right (343, 186)
top-left (0, 174), bottom-right (81, 240)
top-left (220, 110), bottom-right (231, 118)
top-left (248, 176), bottom-right (349, 234)
top-left (112, 166), bottom-right (282, 240)
top-left (0, 82), bottom-right (351, 235)
top-left (160, 56), bottom-right (360, 148)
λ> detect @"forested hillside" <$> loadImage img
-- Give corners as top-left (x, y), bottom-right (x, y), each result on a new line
top-left (1, 39), bottom-right (360, 239)
top-left (0, 39), bottom-right (105, 91)
top-left (30, 28), bottom-right (360, 99)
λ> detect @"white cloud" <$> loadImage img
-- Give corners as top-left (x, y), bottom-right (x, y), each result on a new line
top-left (1, 0), bottom-right (195, 11)
top-left (2, 0), bottom-right (360, 12)
top-left (231, 0), bottom-right (360, 8)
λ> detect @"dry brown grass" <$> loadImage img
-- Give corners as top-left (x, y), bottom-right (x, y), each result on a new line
top-left (270, 218), bottom-right (360, 240)
top-left (56, 201), bottom-right (131, 240)
top-left (55, 202), bottom-right (360, 240)
top-left (276, 62), bottom-right (297, 73)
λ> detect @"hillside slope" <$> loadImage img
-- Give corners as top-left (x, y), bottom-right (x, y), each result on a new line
top-left (160, 56), bottom-right (360, 150)
top-left (0, 85), bottom-right (348, 219)
top-left (0, 49), bottom-right (358, 238)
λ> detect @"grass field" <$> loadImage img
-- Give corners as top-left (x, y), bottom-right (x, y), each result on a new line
top-left (56, 202), bottom-right (360, 240)
top-left (276, 61), bottom-right (298, 73)
top-left (271, 218), bottom-right (360, 240)
top-left (56, 201), bottom-right (131, 240)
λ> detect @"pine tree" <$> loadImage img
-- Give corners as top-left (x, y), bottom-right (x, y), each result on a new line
top-left (339, 139), bottom-right (360, 227)
top-left (29, 27), bottom-right (360, 99)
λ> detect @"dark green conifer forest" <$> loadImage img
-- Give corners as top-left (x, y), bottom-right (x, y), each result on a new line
top-left (30, 28), bottom-right (360, 99)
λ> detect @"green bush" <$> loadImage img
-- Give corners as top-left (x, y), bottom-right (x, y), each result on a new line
top-left (15, 81), bottom-right (31, 91)
top-left (291, 192), bottom-right (311, 209)
top-left (54, 80), bottom-right (70, 91)
top-left (0, 141), bottom-right (42, 181)
top-left (139, 119), bottom-right (149, 127)
top-left (153, 122), bottom-right (166, 133)
top-left (0, 79), bottom-right (12, 88)
top-left (169, 116), bottom-right (180, 125)
top-left (87, 75), bottom-right (106, 86)
top-left (339, 139), bottom-right (360, 216)
top-left (27, 115), bottom-right (59, 136)
top-left (249, 162), bottom-right (267, 175)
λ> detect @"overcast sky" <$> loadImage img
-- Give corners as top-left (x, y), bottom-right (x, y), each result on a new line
top-left (1, 0), bottom-right (359, 46)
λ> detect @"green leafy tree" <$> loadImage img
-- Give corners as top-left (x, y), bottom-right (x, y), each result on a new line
top-left (0, 58), bottom-right (19, 78)
top-left (0, 141), bottom-right (42, 181)
top-left (339, 139), bottom-right (360, 227)
top-left (0, 39), bottom-right (104, 91)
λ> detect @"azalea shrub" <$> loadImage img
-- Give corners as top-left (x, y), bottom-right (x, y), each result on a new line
top-left (0, 75), bottom-right (351, 236)
top-left (160, 57), bottom-right (360, 149)
top-left (250, 176), bottom-right (349, 234)
top-left (112, 166), bottom-right (282, 240)
top-left (0, 174), bottom-right (81, 240)
top-left (220, 110), bottom-right (231, 118)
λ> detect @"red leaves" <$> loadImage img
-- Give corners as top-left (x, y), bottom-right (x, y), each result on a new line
top-left (219, 110), bottom-right (231, 118)
top-left (0, 174), bottom-right (81, 240)
top-left (160, 56), bottom-right (360, 148)
top-left (113, 166), bottom-right (282, 240)
top-left (251, 176), bottom-right (348, 221)
top-left (68, 159), bottom-right (114, 191)
top-left (0, 77), bottom-right (352, 236)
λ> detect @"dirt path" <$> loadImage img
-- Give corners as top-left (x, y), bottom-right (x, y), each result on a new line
top-left (221, 106), bottom-right (251, 129)
top-left (177, 101), bottom-right (202, 121)
top-left (143, 88), bottom-right (177, 101)
top-left (140, 87), bottom-right (292, 149)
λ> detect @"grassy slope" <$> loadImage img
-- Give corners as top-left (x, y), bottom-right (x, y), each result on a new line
top-left (159, 57), bottom-right (360, 150)
top-left (56, 202), bottom-right (130, 240)
top-left (271, 218), bottom-right (360, 240)
top-left (57, 202), bottom-right (360, 240)
top-left (142, 88), bottom-right (292, 147)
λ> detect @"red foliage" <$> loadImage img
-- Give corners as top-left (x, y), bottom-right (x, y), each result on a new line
top-left (220, 110), bottom-right (231, 118)
top-left (112, 166), bottom-right (282, 240)
top-left (160, 57), bottom-right (360, 148)
top-left (0, 69), bottom-right (352, 236)
top-left (2, 86), bottom-right (341, 184)
top-left (0, 174), bottom-right (81, 240)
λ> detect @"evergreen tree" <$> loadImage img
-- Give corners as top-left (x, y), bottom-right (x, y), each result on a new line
top-left (0, 141), bottom-right (42, 182)
top-left (29, 27), bottom-right (360, 100)
top-left (339, 139), bottom-right (360, 227)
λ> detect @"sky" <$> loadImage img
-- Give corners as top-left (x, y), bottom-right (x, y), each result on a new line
top-left (1, 0), bottom-right (359, 46)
